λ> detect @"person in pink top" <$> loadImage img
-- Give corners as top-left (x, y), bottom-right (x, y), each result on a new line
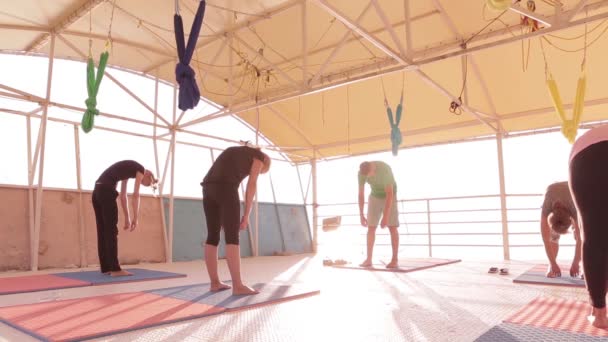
top-left (569, 124), bottom-right (608, 329)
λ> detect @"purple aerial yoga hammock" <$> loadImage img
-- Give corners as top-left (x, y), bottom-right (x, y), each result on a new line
top-left (174, 0), bottom-right (206, 111)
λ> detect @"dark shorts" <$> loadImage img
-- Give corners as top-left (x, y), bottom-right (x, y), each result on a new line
top-left (202, 183), bottom-right (240, 245)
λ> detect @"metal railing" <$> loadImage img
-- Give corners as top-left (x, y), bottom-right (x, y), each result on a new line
top-left (316, 193), bottom-right (576, 259)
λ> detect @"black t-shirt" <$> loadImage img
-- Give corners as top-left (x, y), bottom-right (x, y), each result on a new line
top-left (202, 146), bottom-right (266, 187)
top-left (96, 160), bottom-right (145, 187)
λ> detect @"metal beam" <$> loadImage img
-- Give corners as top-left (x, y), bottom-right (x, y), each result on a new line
top-left (32, 34), bottom-right (56, 270)
top-left (509, 3), bottom-right (553, 27)
top-left (291, 0), bottom-right (498, 130)
top-left (414, 0), bottom-right (608, 60)
top-left (229, 9), bottom-right (438, 82)
top-left (231, 33), bottom-right (300, 89)
top-left (309, 1), bottom-right (373, 86)
top-left (371, 0), bottom-right (407, 58)
top-left (200, 1), bottom-right (608, 126)
top-left (62, 30), bottom-right (171, 57)
top-left (565, 0), bottom-right (589, 22)
top-left (26, 0), bottom-right (105, 52)
top-left (312, 0), bottom-right (406, 64)
top-left (0, 23), bottom-right (49, 32)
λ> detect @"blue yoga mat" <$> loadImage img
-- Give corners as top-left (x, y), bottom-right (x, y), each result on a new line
top-left (55, 268), bottom-right (187, 285)
top-left (147, 283), bottom-right (320, 310)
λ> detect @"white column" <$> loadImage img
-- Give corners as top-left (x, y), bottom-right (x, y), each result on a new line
top-left (26, 110), bottom-right (35, 270)
top-left (168, 85), bottom-right (177, 263)
top-left (74, 125), bottom-right (87, 267)
top-left (153, 76), bottom-right (169, 262)
top-left (312, 152), bottom-right (318, 253)
top-left (496, 132), bottom-right (510, 260)
top-left (32, 34), bottom-right (56, 271)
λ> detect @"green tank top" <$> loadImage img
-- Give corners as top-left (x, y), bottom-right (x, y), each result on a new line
top-left (358, 161), bottom-right (397, 198)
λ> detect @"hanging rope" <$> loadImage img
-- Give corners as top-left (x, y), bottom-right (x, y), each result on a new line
top-left (346, 85), bottom-right (351, 155)
top-left (541, 13), bottom-right (587, 144)
top-left (174, 0), bottom-right (206, 111)
top-left (81, 3), bottom-right (114, 133)
top-left (321, 92), bottom-right (326, 127)
top-left (381, 73), bottom-right (405, 156)
top-left (449, 55), bottom-right (468, 116)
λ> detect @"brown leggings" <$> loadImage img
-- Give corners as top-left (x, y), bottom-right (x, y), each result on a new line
top-left (570, 140), bottom-right (608, 308)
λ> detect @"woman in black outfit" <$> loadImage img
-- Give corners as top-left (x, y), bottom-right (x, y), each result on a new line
top-left (93, 160), bottom-right (157, 277)
top-left (569, 124), bottom-right (608, 329)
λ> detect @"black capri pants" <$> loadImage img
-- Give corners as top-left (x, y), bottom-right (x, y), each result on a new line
top-left (202, 184), bottom-right (240, 246)
top-left (92, 184), bottom-right (121, 273)
top-left (570, 140), bottom-right (608, 309)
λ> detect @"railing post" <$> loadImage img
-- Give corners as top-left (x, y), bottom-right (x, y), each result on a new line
top-left (426, 199), bottom-right (432, 257)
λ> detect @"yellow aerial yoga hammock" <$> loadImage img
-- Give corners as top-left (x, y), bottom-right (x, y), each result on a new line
top-left (486, 0), bottom-right (510, 11)
top-left (541, 21), bottom-right (588, 144)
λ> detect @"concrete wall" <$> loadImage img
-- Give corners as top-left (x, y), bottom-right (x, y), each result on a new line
top-left (0, 186), bottom-right (165, 271)
top-left (0, 185), bottom-right (311, 271)
top-left (165, 198), bottom-right (312, 261)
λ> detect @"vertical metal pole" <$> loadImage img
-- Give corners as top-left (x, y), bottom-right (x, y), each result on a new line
top-left (426, 199), bottom-right (432, 257)
top-left (74, 125), bottom-right (87, 267)
top-left (311, 151), bottom-right (318, 253)
top-left (496, 132), bottom-right (510, 260)
top-left (168, 84), bottom-right (177, 263)
top-left (302, 0), bottom-right (308, 88)
top-left (153, 76), bottom-right (169, 262)
top-left (26, 111), bottom-right (35, 270)
top-left (32, 34), bottom-right (55, 271)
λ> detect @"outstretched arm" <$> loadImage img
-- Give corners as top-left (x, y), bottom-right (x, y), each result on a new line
top-left (119, 180), bottom-right (130, 230)
top-left (541, 213), bottom-right (560, 277)
top-left (380, 185), bottom-right (394, 228)
top-left (129, 171), bottom-right (143, 231)
top-left (358, 184), bottom-right (367, 227)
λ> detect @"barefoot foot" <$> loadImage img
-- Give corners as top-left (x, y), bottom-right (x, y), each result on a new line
top-left (588, 307), bottom-right (608, 329)
top-left (385, 260), bottom-right (399, 269)
top-left (109, 270), bottom-right (133, 277)
top-left (359, 260), bottom-right (372, 267)
top-left (232, 284), bottom-right (260, 296)
top-left (210, 282), bottom-right (232, 292)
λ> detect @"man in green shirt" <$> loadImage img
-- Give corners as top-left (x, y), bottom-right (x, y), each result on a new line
top-left (358, 161), bottom-right (400, 268)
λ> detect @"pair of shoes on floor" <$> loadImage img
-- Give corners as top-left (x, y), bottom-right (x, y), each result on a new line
top-left (488, 267), bottom-right (509, 275)
top-left (323, 258), bottom-right (348, 266)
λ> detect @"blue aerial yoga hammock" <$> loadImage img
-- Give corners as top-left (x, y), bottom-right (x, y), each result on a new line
top-left (381, 74), bottom-right (405, 156)
top-left (174, 0), bottom-right (206, 111)
top-left (386, 95), bottom-right (403, 156)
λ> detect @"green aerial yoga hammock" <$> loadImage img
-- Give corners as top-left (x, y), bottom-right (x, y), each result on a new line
top-left (81, 50), bottom-right (109, 133)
